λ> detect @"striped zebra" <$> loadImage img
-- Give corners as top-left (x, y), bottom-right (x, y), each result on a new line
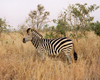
top-left (23, 28), bottom-right (77, 64)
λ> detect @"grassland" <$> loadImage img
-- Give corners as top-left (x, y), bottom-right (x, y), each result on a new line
top-left (0, 31), bottom-right (100, 80)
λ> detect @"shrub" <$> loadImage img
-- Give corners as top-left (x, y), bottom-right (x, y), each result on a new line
top-left (93, 21), bottom-right (100, 36)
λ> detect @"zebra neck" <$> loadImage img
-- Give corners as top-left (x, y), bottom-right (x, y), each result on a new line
top-left (31, 38), bottom-right (42, 48)
top-left (32, 29), bottom-right (43, 39)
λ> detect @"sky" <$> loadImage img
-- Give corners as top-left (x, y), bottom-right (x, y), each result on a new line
top-left (0, 0), bottom-right (100, 29)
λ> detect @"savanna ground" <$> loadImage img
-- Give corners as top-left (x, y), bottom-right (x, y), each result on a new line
top-left (0, 31), bottom-right (100, 80)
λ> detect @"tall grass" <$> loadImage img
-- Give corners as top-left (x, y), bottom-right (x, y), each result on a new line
top-left (0, 32), bottom-right (100, 80)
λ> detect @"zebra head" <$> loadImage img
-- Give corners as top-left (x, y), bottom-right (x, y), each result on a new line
top-left (23, 28), bottom-right (33, 43)
top-left (23, 28), bottom-right (43, 43)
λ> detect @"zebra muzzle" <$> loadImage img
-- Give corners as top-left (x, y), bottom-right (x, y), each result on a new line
top-left (23, 38), bottom-right (26, 43)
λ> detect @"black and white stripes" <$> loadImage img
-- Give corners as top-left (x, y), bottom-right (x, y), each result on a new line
top-left (41, 38), bottom-right (73, 56)
top-left (23, 28), bottom-right (77, 64)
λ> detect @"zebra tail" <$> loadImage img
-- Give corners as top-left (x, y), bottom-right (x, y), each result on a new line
top-left (73, 44), bottom-right (78, 61)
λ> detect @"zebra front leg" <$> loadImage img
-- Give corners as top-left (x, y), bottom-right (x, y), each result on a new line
top-left (38, 50), bottom-right (46, 63)
top-left (37, 45), bottom-right (46, 61)
top-left (39, 52), bottom-right (45, 60)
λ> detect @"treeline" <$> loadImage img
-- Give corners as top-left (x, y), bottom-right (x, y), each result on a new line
top-left (0, 3), bottom-right (100, 38)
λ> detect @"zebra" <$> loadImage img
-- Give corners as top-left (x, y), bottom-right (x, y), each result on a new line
top-left (23, 28), bottom-right (77, 64)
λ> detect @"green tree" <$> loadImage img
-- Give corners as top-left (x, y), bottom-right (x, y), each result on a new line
top-left (93, 21), bottom-right (100, 36)
top-left (26, 4), bottom-right (50, 30)
top-left (45, 18), bottom-right (69, 39)
top-left (0, 18), bottom-right (9, 33)
top-left (64, 3), bottom-right (99, 40)
top-left (45, 3), bottom-right (100, 40)
top-left (48, 12), bottom-right (70, 38)
top-left (71, 3), bottom-right (99, 32)
top-left (56, 19), bottom-right (67, 37)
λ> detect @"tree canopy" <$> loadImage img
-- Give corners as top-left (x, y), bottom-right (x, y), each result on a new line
top-left (26, 4), bottom-right (50, 30)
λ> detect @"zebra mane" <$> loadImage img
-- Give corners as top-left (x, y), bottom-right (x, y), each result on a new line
top-left (32, 29), bottom-right (43, 39)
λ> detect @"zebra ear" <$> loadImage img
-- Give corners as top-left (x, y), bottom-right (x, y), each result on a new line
top-left (27, 28), bottom-right (32, 34)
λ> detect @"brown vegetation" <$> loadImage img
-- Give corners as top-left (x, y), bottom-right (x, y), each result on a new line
top-left (0, 32), bottom-right (100, 80)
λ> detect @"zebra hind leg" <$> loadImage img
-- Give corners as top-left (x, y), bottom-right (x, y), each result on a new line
top-left (65, 54), bottom-right (72, 64)
top-left (63, 50), bottom-right (72, 64)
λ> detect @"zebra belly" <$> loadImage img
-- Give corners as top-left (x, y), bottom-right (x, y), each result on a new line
top-left (45, 48), bottom-right (60, 56)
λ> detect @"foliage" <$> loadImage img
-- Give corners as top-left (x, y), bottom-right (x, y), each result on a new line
top-left (56, 19), bottom-right (67, 37)
top-left (26, 4), bottom-right (50, 30)
top-left (68, 3), bottom-right (99, 36)
top-left (0, 18), bottom-right (7, 33)
top-left (17, 24), bottom-right (28, 35)
top-left (43, 24), bottom-right (49, 32)
top-left (45, 26), bottom-right (58, 39)
top-left (45, 3), bottom-right (100, 39)
top-left (58, 3), bottom-right (99, 40)
top-left (45, 32), bottom-right (55, 39)
top-left (45, 19), bottom-right (68, 39)
top-left (45, 13), bottom-right (69, 39)
top-left (0, 18), bottom-right (12, 35)
top-left (93, 21), bottom-right (100, 36)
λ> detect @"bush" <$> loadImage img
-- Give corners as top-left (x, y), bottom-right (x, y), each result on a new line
top-left (45, 32), bottom-right (55, 39)
top-left (45, 20), bottom-right (67, 39)
top-left (93, 21), bottom-right (100, 36)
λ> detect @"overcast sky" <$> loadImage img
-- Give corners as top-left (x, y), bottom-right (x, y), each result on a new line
top-left (0, 0), bottom-right (100, 29)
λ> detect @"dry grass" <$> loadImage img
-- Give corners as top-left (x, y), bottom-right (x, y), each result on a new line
top-left (0, 32), bottom-right (100, 80)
